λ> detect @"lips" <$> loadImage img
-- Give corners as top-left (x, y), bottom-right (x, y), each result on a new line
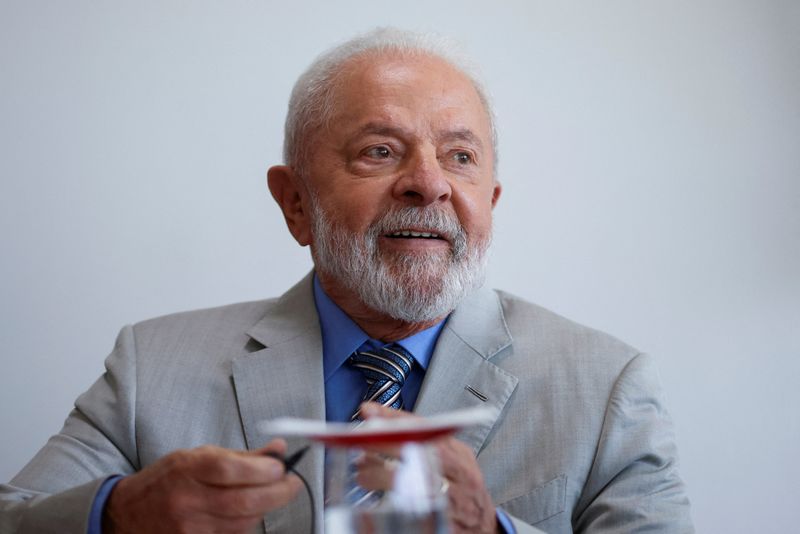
top-left (372, 207), bottom-right (459, 247)
top-left (386, 230), bottom-right (444, 239)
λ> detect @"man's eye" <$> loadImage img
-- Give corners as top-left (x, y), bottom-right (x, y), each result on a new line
top-left (453, 151), bottom-right (474, 165)
top-left (364, 146), bottom-right (392, 159)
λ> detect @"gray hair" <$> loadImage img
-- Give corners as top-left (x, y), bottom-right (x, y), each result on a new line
top-left (282, 27), bottom-right (498, 177)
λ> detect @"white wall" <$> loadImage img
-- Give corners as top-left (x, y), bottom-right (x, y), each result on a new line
top-left (1, 1), bottom-right (798, 532)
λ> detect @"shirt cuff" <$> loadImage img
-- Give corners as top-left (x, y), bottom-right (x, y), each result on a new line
top-left (88, 475), bottom-right (123, 534)
top-left (496, 507), bottom-right (516, 534)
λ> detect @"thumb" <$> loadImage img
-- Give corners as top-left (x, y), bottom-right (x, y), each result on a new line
top-left (253, 438), bottom-right (289, 458)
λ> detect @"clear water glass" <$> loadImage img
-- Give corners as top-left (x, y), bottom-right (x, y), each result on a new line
top-left (324, 441), bottom-right (449, 534)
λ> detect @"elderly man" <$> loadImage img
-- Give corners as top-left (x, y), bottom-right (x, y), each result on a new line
top-left (0, 29), bottom-right (692, 533)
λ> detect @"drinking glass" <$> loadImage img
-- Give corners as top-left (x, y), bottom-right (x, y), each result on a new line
top-left (324, 440), bottom-right (449, 534)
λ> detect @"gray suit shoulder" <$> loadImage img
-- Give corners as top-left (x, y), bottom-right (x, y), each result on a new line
top-left (135, 298), bottom-right (276, 330)
top-left (493, 289), bottom-right (641, 374)
top-left (125, 298), bottom-right (278, 358)
top-left (489, 290), bottom-right (692, 532)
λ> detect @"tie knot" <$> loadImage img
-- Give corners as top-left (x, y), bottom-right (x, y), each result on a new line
top-left (350, 344), bottom-right (414, 385)
top-left (349, 344), bottom-right (415, 413)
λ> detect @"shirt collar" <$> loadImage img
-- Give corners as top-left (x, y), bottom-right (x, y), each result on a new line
top-left (313, 274), bottom-right (445, 382)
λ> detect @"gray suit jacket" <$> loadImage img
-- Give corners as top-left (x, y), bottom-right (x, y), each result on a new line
top-left (0, 274), bottom-right (692, 533)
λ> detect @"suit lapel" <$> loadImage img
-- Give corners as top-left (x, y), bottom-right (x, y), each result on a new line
top-left (414, 286), bottom-right (518, 455)
top-left (231, 273), bottom-right (325, 534)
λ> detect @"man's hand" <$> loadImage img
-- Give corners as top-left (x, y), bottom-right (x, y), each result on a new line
top-left (360, 402), bottom-right (500, 534)
top-left (102, 439), bottom-right (302, 534)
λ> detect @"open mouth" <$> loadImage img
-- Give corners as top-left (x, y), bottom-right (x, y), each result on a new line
top-left (385, 230), bottom-right (446, 240)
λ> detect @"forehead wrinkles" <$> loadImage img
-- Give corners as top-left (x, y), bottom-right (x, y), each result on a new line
top-left (323, 52), bottom-right (490, 144)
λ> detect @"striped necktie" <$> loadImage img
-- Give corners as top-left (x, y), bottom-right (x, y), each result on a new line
top-left (349, 343), bottom-right (414, 420)
top-left (344, 344), bottom-right (415, 506)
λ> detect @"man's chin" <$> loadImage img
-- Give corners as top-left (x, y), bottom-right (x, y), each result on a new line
top-left (379, 250), bottom-right (451, 266)
top-left (377, 248), bottom-right (451, 270)
top-left (380, 264), bottom-right (449, 290)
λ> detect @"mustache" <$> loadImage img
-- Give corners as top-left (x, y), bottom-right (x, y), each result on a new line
top-left (367, 206), bottom-right (468, 258)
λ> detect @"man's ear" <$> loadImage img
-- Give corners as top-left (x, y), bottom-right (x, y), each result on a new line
top-left (267, 165), bottom-right (312, 246)
top-left (491, 181), bottom-right (502, 208)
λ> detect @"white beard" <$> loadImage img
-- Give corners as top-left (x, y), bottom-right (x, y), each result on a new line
top-left (310, 195), bottom-right (491, 323)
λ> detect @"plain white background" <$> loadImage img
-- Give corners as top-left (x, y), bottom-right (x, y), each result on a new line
top-left (1, 1), bottom-right (798, 532)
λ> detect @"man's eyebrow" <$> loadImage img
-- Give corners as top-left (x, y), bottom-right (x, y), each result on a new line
top-left (352, 122), bottom-right (411, 139)
top-left (352, 123), bottom-right (485, 151)
top-left (438, 129), bottom-right (485, 151)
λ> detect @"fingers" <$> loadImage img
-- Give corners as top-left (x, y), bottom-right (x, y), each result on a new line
top-left (189, 445), bottom-right (286, 487)
top-left (354, 452), bottom-right (396, 491)
top-left (253, 438), bottom-right (288, 459)
top-left (433, 438), bottom-right (498, 533)
top-left (103, 441), bottom-right (305, 534)
top-left (202, 474), bottom-right (304, 519)
top-left (435, 438), bottom-right (478, 485)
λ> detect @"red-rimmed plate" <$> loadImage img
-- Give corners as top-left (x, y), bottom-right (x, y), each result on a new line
top-left (258, 406), bottom-right (495, 446)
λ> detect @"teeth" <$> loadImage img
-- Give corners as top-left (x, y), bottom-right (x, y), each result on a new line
top-left (389, 231), bottom-right (440, 238)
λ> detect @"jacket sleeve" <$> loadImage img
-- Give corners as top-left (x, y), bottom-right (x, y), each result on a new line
top-left (0, 326), bottom-right (139, 533)
top-left (573, 353), bottom-right (694, 533)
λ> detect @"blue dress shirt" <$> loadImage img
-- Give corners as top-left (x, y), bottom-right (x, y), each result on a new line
top-left (314, 275), bottom-right (445, 421)
top-left (88, 275), bottom-right (514, 533)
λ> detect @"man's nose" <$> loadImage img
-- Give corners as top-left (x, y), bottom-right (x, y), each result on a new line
top-left (392, 148), bottom-right (452, 206)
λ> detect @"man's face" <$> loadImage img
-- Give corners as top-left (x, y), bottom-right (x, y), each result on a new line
top-left (303, 52), bottom-right (501, 321)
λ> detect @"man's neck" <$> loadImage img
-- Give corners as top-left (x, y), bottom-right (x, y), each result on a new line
top-left (316, 272), bottom-right (445, 342)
